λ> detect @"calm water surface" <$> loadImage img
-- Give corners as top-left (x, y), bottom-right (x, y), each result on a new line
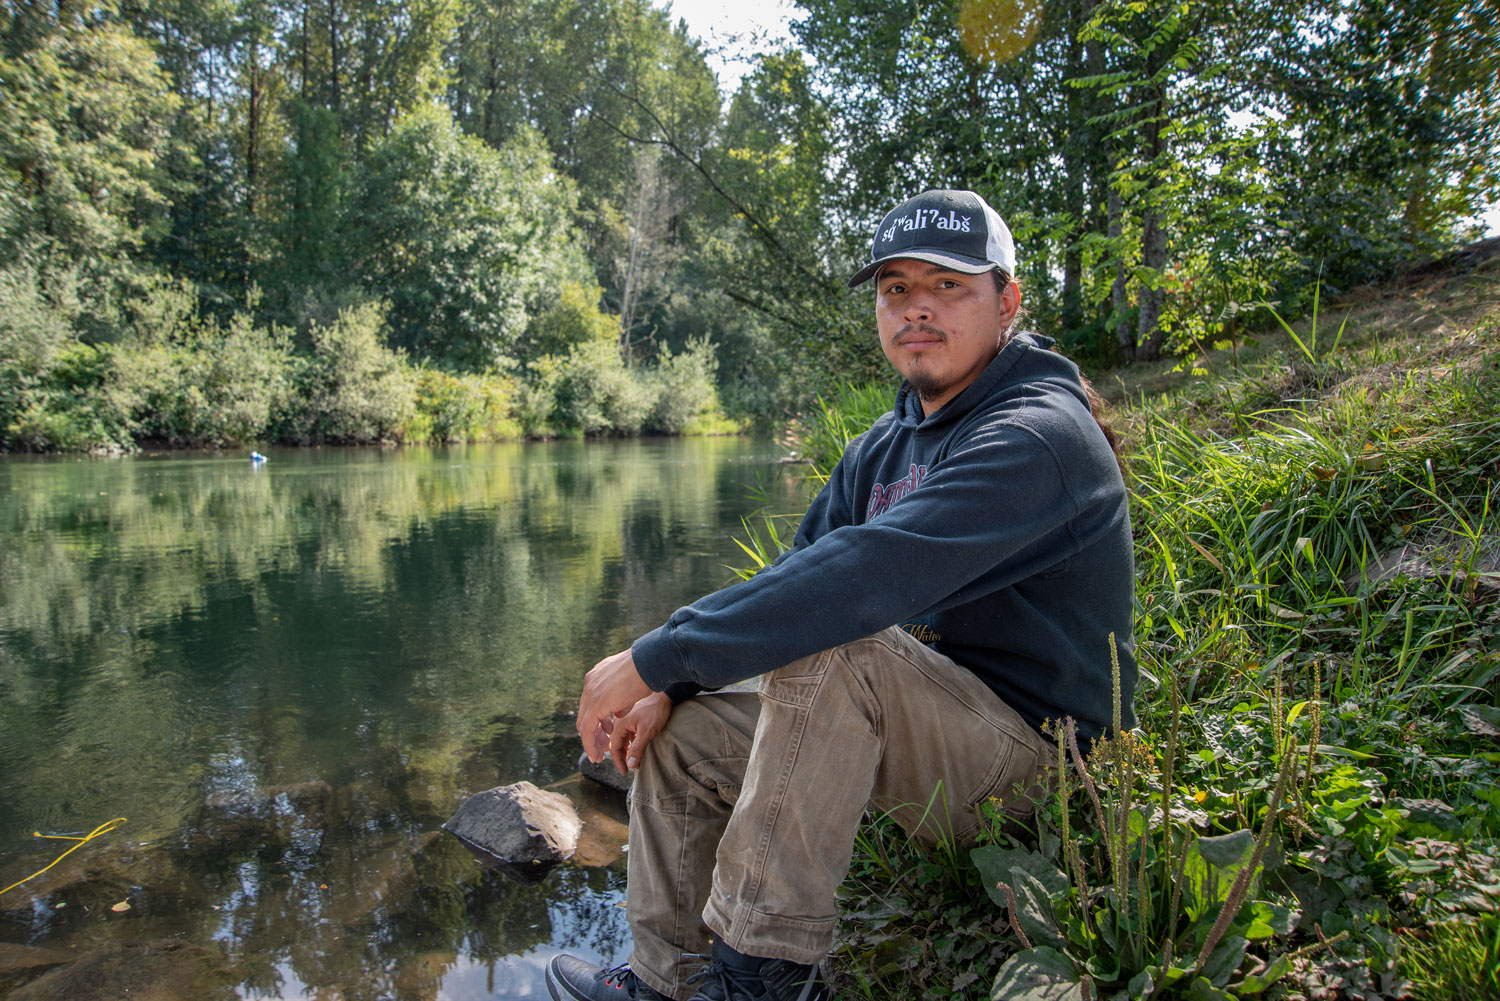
top-left (0, 438), bottom-right (804, 1000)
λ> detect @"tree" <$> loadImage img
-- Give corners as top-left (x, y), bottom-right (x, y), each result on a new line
top-left (1262, 0), bottom-right (1500, 288)
top-left (692, 50), bottom-right (876, 390)
top-left (445, 0), bottom-right (720, 338)
top-left (0, 1), bottom-right (179, 299)
top-left (346, 108), bottom-right (590, 370)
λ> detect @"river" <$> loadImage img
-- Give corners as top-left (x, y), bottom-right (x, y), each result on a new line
top-left (0, 437), bottom-right (805, 1000)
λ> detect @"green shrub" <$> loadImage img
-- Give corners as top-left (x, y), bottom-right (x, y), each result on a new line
top-left (411, 368), bottom-right (521, 443)
top-left (117, 311), bottom-right (294, 447)
top-left (117, 273), bottom-right (201, 345)
top-left (514, 360), bottom-right (561, 438)
top-left (0, 257), bottom-right (94, 451)
top-left (643, 338), bottom-right (732, 435)
top-left (4, 341), bottom-right (138, 453)
top-left (285, 301), bottom-right (415, 444)
top-left (546, 338), bottom-right (650, 436)
top-left (523, 280), bottom-right (621, 363)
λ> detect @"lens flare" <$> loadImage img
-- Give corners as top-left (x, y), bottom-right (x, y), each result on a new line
top-left (957, 0), bottom-right (1045, 65)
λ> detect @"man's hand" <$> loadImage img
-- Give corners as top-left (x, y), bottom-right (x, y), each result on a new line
top-left (577, 647), bottom-right (653, 764)
top-left (607, 692), bottom-right (673, 774)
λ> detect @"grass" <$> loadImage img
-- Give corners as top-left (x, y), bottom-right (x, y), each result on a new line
top-left (767, 264), bottom-right (1500, 1000)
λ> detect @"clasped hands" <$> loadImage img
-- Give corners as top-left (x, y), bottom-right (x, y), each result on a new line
top-left (576, 647), bottom-right (672, 775)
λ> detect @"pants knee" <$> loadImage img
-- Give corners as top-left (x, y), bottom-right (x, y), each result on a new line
top-left (762, 630), bottom-right (895, 705)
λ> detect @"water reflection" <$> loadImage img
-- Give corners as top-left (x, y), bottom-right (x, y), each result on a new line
top-left (0, 438), bottom-right (802, 1000)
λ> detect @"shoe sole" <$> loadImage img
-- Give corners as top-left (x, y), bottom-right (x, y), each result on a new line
top-left (543, 957), bottom-right (571, 1001)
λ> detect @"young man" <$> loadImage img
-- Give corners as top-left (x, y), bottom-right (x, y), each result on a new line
top-left (547, 189), bottom-right (1136, 1001)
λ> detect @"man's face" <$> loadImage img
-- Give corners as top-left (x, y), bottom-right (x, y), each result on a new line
top-left (875, 260), bottom-right (1019, 416)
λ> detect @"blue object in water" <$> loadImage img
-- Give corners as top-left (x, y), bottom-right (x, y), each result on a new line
top-left (250, 451), bottom-right (267, 464)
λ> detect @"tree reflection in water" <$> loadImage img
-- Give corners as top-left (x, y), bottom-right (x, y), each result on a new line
top-left (0, 438), bottom-right (801, 1000)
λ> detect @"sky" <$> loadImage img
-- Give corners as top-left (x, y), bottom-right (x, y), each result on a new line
top-left (654, 0), bottom-right (802, 93)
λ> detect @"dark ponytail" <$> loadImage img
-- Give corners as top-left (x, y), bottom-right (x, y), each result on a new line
top-left (992, 270), bottom-right (1127, 480)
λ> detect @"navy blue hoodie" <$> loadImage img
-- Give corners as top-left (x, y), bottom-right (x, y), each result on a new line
top-left (632, 332), bottom-right (1136, 739)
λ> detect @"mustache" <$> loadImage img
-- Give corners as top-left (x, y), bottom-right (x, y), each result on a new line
top-left (894, 323), bottom-right (947, 344)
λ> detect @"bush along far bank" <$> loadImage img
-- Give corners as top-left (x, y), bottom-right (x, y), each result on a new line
top-left (787, 287), bottom-right (1500, 1001)
top-left (0, 282), bottom-right (742, 454)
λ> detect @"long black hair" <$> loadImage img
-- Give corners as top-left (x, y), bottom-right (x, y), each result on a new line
top-left (993, 270), bottom-right (1127, 479)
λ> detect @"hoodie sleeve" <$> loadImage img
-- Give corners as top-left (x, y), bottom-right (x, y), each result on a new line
top-left (631, 407), bottom-right (1122, 693)
top-left (652, 429), bottom-right (868, 703)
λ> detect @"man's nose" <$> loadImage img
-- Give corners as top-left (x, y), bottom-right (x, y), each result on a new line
top-left (903, 291), bottom-right (934, 322)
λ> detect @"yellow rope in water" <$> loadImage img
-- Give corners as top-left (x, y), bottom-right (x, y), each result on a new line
top-left (0, 817), bottom-right (128, 897)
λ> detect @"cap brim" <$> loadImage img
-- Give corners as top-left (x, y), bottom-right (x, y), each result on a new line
top-left (847, 250), bottom-right (997, 288)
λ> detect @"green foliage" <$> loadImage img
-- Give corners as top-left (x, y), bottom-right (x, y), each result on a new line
top-left (797, 381), bottom-right (897, 477)
top-left (696, 50), bottom-right (876, 399)
top-left (0, 3), bottom-right (178, 278)
top-left (287, 301), bottom-right (416, 444)
top-left (1, 341), bottom-right (138, 453)
top-left (348, 109), bottom-right (589, 370)
top-left (118, 310), bottom-right (295, 447)
top-left (541, 338), bottom-right (651, 437)
top-left (409, 368), bottom-right (521, 444)
top-left (1266, 0), bottom-right (1500, 289)
top-left (523, 281), bottom-right (622, 362)
top-left (643, 338), bottom-right (731, 435)
top-left (513, 282), bottom-right (736, 437)
top-left (0, 255), bottom-right (83, 448)
top-left (969, 689), bottom-right (1303, 1001)
top-left (5, 0), bottom-right (1498, 432)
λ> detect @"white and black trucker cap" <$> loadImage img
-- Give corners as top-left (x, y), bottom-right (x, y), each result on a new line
top-left (848, 189), bottom-right (1015, 288)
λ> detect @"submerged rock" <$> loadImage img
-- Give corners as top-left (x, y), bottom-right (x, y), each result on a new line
top-left (186, 780), bottom-right (332, 856)
top-left (568, 784), bottom-right (631, 869)
top-left (578, 751), bottom-right (633, 793)
top-left (442, 781), bottom-right (581, 885)
top-left (0, 943), bottom-right (73, 977)
top-left (7, 939), bottom-right (237, 1001)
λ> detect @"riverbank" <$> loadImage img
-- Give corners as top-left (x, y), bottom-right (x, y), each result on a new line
top-left (812, 261), bottom-right (1500, 1000)
top-left (1, 293), bottom-right (741, 455)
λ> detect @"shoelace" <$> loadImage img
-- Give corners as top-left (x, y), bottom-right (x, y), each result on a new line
top-left (681, 955), bottom-right (822, 1001)
top-left (596, 963), bottom-right (645, 996)
top-left (684, 958), bottom-right (764, 1001)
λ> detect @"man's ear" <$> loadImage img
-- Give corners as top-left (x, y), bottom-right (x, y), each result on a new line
top-left (998, 279), bottom-right (1021, 328)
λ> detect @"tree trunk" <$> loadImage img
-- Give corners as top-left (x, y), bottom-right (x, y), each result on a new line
top-left (301, 1), bottom-right (309, 98)
top-left (619, 169), bottom-right (649, 358)
top-left (247, 38), bottom-right (260, 213)
top-left (1136, 207), bottom-right (1166, 360)
top-left (1059, 0), bottom-right (1089, 336)
top-left (1135, 102), bottom-right (1167, 362)
top-left (329, 0), bottom-right (341, 123)
top-left (1108, 185), bottom-right (1133, 361)
top-left (245, 28), bottom-right (261, 290)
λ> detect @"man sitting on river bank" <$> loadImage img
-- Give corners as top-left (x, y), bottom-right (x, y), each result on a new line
top-left (547, 189), bottom-right (1137, 1001)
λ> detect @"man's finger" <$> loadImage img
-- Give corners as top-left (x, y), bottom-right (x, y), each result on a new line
top-left (608, 717), bottom-right (636, 775)
top-left (588, 721), bottom-right (612, 763)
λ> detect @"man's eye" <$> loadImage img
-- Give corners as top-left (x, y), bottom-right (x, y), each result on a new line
top-left (884, 284), bottom-right (906, 295)
top-left (938, 280), bottom-right (958, 289)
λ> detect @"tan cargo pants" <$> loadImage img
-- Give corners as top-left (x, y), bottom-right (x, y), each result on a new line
top-left (624, 626), bottom-right (1054, 1000)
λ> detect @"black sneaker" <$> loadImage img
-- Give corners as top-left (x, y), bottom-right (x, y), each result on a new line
top-left (682, 944), bottom-right (827, 1001)
top-left (546, 955), bottom-right (669, 1001)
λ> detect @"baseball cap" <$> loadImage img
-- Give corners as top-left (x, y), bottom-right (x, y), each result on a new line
top-left (847, 189), bottom-right (1016, 288)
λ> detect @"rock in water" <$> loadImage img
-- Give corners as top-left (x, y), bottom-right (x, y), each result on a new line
top-left (578, 751), bottom-right (633, 793)
top-left (442, 782), bottom-right (581, 884)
